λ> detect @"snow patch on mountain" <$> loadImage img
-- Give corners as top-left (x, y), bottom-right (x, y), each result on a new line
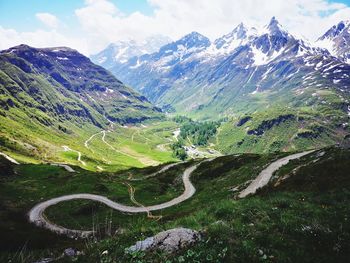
top-left (316, 20), bottom-right (350, 63)
top-left (251, 46), bottom-right (284, 66)
top-left (91, 35), bottom-right (172, 68)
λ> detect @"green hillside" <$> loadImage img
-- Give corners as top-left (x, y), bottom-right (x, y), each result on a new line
top-left (0, 147), bottom-right (348, 262)
top-left (0, 45), bottom-right (175, 170)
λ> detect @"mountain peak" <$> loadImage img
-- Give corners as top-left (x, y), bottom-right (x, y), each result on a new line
top-left (235, 22), bottom-right (246, 31)
top-left (176, 32), bottom-right (210, 49)
top-left (319, 20), bottom-right (350, 40)
top-left (268, 16), bottom-right (278, 26)
top-left (1, 44), bottom-right (33, 54)
top-left (265, 16), bottom-right (288, 36)
top-left (231, 23), bottom-right (248, 39)
top-left (1, 45), bottom-right (78, 56)
top-left (211, 22), bottom-right (257, 52)
top-left (183, 31), bottom-right (208, 42)
top-left (91, 35), bottom-right (170, 67)
top-left (316, 20), bottom-right (350, 63)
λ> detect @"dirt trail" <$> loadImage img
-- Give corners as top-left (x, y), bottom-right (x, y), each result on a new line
top-left (124, 182), bottom-right (162, 220)
top-left (84, 131), bottom-right (103, 152)
top-left (85, 129), bottom-right (159, 166)
top-left (62, 146), bottom-right (86, 166)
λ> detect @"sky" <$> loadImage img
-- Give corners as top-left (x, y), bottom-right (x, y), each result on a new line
top-left (1, 0), bottom-right (350, 55)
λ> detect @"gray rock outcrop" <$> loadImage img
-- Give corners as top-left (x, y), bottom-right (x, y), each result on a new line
top-left (127, 228), bottom-right (201, 253)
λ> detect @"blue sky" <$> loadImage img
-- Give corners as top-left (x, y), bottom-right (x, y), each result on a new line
top-left (1, 0), bottom-right (350, 54)
top-left (0, 0), bottom-right (154, 31)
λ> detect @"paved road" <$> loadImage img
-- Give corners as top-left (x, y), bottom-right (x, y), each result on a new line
top-left (238, 150), bottom-right (314, 198)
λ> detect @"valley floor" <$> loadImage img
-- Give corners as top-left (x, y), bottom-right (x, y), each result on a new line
top-left (0, 120), bottom-right (180, 172)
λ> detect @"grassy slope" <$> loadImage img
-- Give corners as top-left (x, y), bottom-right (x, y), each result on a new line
top-left (215, 87), bottom-right (350, 154)
top-left (0, 147), bottom-right (349, 262)
top-left (0, 117), bottom-right (178, 172)
top-left (164, 85), bottom-right (350, 155)
top-left (0, 45), bottom-right (170, 171)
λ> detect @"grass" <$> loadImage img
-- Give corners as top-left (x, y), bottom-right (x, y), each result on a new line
top-left (1, 147), bottom-right (349, 262)
top-left (215, 100), bottom-right (348, 154)
top-left (0, 117), bottom-right (178, 172)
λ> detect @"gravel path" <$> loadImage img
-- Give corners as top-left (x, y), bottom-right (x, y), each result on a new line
top-left (0, 151), bottom-right (20, 164)
top-left (28, 151), bottom-right (314, 238)
top-left (28, 161), bottom-right (204, 238)
top-left (62, 146), bottom-right (86, 166)
top-left (238, 150), bottom-right (314, 198)
top-left (50, 163), bottom-right (75, 173)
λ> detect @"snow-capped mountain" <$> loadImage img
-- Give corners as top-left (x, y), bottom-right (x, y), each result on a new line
top-left (202, 23), bottom-right (257, 57)
top-left (136, 31), bottom-right (210, 70)
top-left (107, 32), bottom-right (211, 101)
top-left (90, 35), bottom-right (171, 69)
top-left (316, 21), bottom-right (350, 63)
top-left (106, 17), bottom-right (350, 117)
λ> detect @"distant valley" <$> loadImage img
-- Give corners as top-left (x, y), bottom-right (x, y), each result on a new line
top-left (92, 17), bottom-right (350, 154)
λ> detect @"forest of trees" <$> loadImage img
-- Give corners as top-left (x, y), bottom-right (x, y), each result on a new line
top-left (179, 121), bottom-right (220, 146)
top-left (170, 116), bottom-right (221, 160)
top-left (170, 141), bottom-right (187, 160)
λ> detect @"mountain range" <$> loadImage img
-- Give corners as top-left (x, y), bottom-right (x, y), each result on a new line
top-left (98, 17), bottom-right (349, 117)
top-left (1, 9), bottom-right (350, 263)
top-left (90, 35), bottom-right (171, 70)
top-left (0, 17), bottom-right (349, 161)
top-left (89, 17), bottom-right (350, 153)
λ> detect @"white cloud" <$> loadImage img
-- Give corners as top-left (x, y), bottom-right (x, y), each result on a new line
top-left (1, 0), bottom-right (350, 55)
top-left (0, 26), bottom-right (89, 55)
top-left (35, 12), bottom-right (60, 28)
top-left (74, 0), bottom-right (350, 54)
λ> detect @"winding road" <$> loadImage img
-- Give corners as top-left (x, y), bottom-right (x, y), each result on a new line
top-left (28, 151), bottom-right (314, 238)
top-left (0, 151), bottom-right (20, 164)
top-left (62, 146), bottom-right (86, 166)
top-left (238, 150), bottom-right (314, 198)
top-left (28, 161), bottom-right (202, 238)
top-left (84, 129), bottom-right (159, 166)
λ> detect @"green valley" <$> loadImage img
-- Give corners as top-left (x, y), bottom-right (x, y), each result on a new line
top-left (0, 8), bottom-right (350, 263)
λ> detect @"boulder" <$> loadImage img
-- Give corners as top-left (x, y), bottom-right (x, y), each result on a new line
top-left (63, 248), bottom-right (78, 257)
top-left (33, 258), bottom-right (55, 263)
top-left (127, 228), bottom-right (201, 254)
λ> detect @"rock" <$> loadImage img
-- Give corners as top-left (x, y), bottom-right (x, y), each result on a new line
top-left (64, 248), bottom-right (78, 257)
top-left (128, 236), bottom-right (155, 252)
top-left (33, 258), bottom-right (56, 263)
top-left (34, 248), bottom-right (81, 263)
top-left (127, 228), bottom-right (201, 254)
